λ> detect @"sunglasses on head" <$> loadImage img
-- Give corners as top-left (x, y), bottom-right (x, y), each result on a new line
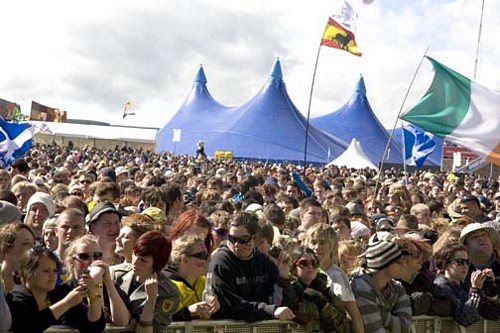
top-left (228, 234), bottom-right (253, 244)
top-left (460, 195), bottom-right (476, 203)
top-left (213, 227), bottom-right (228, 236)
top-left (295, 258), bottom-right (319, 269)
top-left (74, 252), bottom-right (103, 261)
top-left (186, 251), bottom-right (210, 260)
top-left (450, 258), bottom-right (469, 266)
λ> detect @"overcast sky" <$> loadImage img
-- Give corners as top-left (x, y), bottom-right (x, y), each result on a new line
top-left (1, 0), bottom-right (498, 130)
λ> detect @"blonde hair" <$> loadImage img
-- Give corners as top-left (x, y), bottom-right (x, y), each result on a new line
top-left (169, 234), bottom-right (205, 268)
top-left (305, 223), bottom-right (339, 265)
top-left (338, 240), bottom-right (364, 277)
top-left (65, 234), bottom-right (99, 278)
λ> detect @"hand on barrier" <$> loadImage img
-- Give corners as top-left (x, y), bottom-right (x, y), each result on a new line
top-left (274, 306), bottom-right (295, 321)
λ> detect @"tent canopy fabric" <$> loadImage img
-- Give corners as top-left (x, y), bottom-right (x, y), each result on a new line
top-left (311, 77), bottom-right (404, 164)
top-left (155, 59), bottom-right (348, 163)
top-left (327, 138), bottom-right (378, 169)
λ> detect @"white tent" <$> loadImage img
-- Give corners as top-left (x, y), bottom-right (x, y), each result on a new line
top-left (327, 138), bottom-right (378, 169)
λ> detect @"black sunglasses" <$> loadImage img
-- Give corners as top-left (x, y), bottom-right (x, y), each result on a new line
top-left (213, 227), bottom-right (228, 236)
top-left (74, 252), bottom-right (103, 261)
top-left (186, 251), bottom-right (210, 260)
top-left (295, 258), bottom-right (319, 269)
top-left (228, 234), bottom-right (253, 244)
top-left (80, 180), bottom-right (91, 185)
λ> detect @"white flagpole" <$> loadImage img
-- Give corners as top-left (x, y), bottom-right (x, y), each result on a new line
top-left (373, 47), bottom-right (429, 201)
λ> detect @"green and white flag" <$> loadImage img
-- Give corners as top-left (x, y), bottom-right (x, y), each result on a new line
top-left (401, 56), bottom-right (500, 166)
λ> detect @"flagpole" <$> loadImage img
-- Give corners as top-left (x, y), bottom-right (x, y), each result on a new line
top-left (303, 43), bottom-right (323, 170)
top-left (401, 121), bottom-right (407, 176)
top-left (374, 47), bottom-right (429, 197)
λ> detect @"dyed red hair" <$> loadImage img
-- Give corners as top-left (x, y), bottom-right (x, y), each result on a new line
top-left (169, 209), bottom-right (213, 252)
top-left (133, 231), bottom-right (171, 274)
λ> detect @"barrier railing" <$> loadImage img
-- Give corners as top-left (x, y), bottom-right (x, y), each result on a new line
top-left (44, 317), bottom-right (500, 333)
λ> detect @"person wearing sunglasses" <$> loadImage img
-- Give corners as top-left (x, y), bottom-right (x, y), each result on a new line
top-left (288, 246), bottom-right (350, 333)
top-left (166, 234), bottom-right (220, 320)
top-left (433, 244), bottom-right (500, 326)
top-left (63, 235), bottom-right (130, 327)
top-left (7, 246), bottom-right (105, 333)
top-left (458, 194), bottom-right (489, 223)
top-left (209, 210), bottom-right (230, 252)
top-left (350, 232), bottom-right (419, 333)
top-left (208, 212), bottom-right (295, 322)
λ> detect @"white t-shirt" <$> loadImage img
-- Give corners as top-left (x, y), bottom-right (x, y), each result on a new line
top-left (326, 264), bottom-right (356, 302)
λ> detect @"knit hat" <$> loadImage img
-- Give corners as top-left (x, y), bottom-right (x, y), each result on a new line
top-left (363, 232), bottom-right (404, 272)
top-left (0, 200), bottom-right (22, 225)
top-left (350, 221), bottom-right (371, 240)
top-left (26, 192), bottom-right (56, 217)
top-left (87, 201), bottom-right (121, 225)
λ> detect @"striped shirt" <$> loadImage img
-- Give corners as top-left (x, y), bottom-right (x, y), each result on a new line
top-left (350, 271), bottom-right (412, 333)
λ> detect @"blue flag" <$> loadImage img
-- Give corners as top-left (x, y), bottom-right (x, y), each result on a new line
top-left (403, 124), bottom-right (436, 167)
top-left (0, 118), bottom-right (34, 168)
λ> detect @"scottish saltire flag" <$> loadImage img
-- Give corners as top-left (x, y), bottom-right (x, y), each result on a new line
top-left (403, 124), bottom-right (436, 167)
top-left (0, 118), bottom-right (34, 168)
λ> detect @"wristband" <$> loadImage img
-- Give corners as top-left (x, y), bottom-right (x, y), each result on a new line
top-left (138, 320), bottom-right (153, 327)
top-left (87, 294), bottom-right (98, 305)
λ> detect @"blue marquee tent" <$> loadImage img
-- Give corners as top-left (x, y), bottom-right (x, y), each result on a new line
top-left (155, 59), bottom-right (348, 163)
top-left (311, 77), bottom-right (405, 164)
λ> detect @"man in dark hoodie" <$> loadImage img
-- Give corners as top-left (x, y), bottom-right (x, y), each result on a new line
top-left (209, 212), bottom-right (296, 322)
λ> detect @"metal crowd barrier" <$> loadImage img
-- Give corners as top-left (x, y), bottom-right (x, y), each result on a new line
top-left (44, 317), bottom-right (500, 333)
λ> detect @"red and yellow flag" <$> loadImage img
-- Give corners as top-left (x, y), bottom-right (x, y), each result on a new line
top-left (320, 17), bottom-right (362, 56)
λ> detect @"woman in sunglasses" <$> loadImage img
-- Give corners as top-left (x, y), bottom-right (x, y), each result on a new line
top-left (289, 246), bottom-right (350, 333)
top-left (112, 230), bottom-right (179, 333)
top-left (64, 235), bottom-right (130, 327)
top-left (433, 244), bottom-right (500, 326)
top-left (7, 246), bottom-right (105, 333)
top-left (166, 234), bottom-right (220, 320)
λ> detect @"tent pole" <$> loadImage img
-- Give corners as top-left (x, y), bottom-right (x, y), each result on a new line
top-left (303, 43), bottom-right (323, 170)
top-left (373, 47), bottom-right (429, 200)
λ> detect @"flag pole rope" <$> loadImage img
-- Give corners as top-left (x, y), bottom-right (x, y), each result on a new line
top-left (373, 47), bottom-right (429, 203)
top-left (303, 43), bottom-right (323, 170)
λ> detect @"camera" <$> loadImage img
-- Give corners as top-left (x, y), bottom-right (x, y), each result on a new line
top-left (269, 246), bottom-right (282, 259)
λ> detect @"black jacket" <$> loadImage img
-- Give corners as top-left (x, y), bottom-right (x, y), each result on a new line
top-left (7, 285), bottom-right (105, 333)
top-left (209, 244), bottom-right (294, 322)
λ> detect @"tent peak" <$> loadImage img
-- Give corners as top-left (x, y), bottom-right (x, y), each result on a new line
top-left (194, 66), bottom-right (207, 84)
top-left (355, 75), bottom-right (366, 95)
top-left (270, 58), bottom-right (283, 81)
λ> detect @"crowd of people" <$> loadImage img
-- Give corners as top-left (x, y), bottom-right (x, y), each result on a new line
top-left (1, 141), bottom-right (500, 333)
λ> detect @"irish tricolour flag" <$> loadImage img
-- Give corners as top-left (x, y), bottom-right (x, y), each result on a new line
top-left (401, 56), bottom-right (500, 166)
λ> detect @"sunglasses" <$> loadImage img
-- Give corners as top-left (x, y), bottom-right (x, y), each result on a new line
top-left (186, 251), bottom-right (210, 260)
top-left (228, 234), bottom-right (253, 244)
top-left (74, 252), bottom-right (103, 261)
top-left (460, 195), bottom-right (476, 203)
top-left (213, 227), bottom-right (228, 236)
top-left (80, 180), bottom-right (91, 185)
top-left (379, 227), bottom-right (392, 232)
top-left (295, 258), bottom-right (319, 269)
top-left (450, 258), bottom-right (469, 266)
top-left (71, 191), bottom-right (84, 196)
